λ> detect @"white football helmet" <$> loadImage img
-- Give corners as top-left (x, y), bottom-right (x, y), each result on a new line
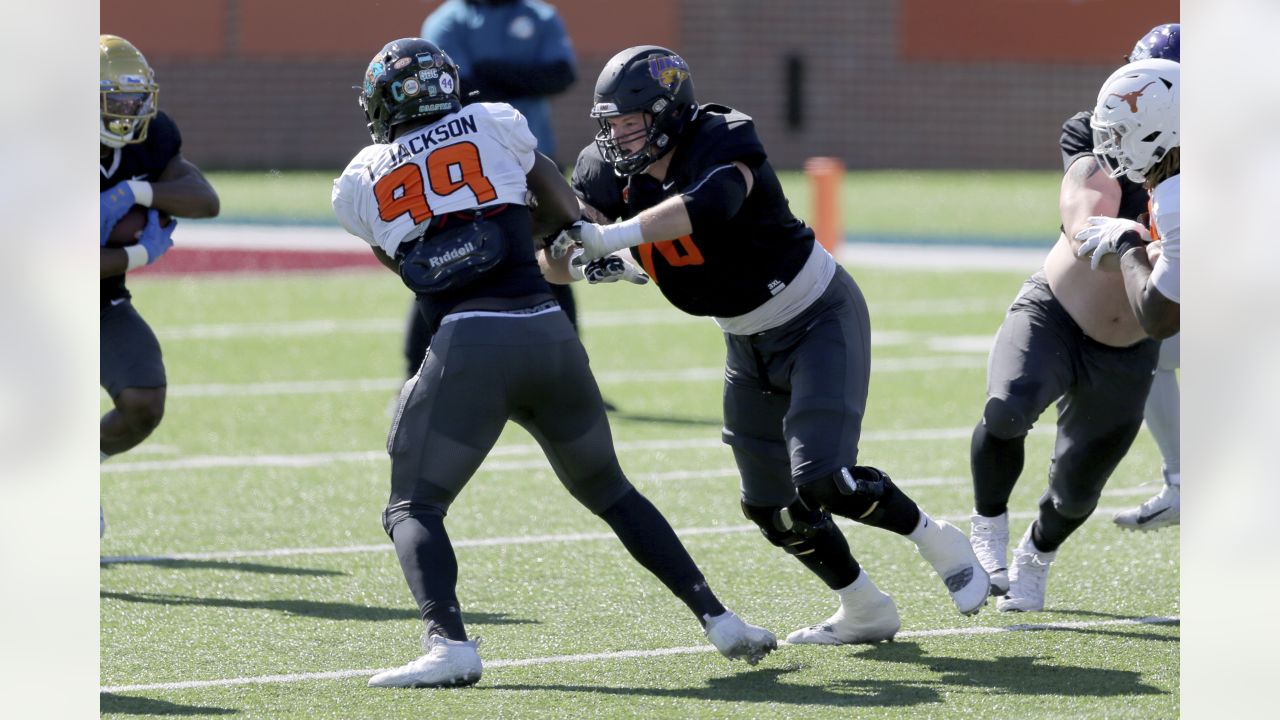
top-left (1090, 58), bottom-right (1179, 183)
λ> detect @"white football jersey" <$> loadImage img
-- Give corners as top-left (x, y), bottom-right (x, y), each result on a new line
top-left (1148, 173), bottom-right (1180, 304)
top-left (332, 102), bottom-right (537, 256)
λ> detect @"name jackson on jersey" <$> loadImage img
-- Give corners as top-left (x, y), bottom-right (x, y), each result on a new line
top-left (365, 113), bottom-right (481, 182)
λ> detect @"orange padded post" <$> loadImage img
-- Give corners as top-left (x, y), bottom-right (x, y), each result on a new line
top-left (804, 157), bottom-right (844, 254)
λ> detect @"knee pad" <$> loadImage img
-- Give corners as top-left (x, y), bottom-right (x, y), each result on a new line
top-left (797, 466), bottom-right (887, 520)
top-left (381, 500), bottom-right (447, 538)
top-left (981, 396), bottom-right (1031, 441)
top-left (741, 499), bottom-right (839, 556)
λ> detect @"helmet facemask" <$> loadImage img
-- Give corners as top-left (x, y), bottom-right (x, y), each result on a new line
top-left (592, 96), bottom-right (682, 176)
top-left (100, 35), bottom-right (158, 148)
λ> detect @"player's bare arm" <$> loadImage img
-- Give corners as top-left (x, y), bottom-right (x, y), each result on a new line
top-left (100, 247), bottom-right (129, 278)
top-left (1118, 245), bottom-right (1180, 339)
top-left (1060, 155), bottom-right (1122, 262)
top-left (526, 152), bottom-right (578, 240)
top-left (371, 246), bottom-right (400, 274)
top-left (151, 154), bottom-right (220, 218)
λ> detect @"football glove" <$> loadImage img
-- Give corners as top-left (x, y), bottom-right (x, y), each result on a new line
top-left (1074, 216), bottom-right (1151, 270)
top-left (568, 249), bottom-right (649, 285)
top-left (136, 209), bottom-right (177, 265)
top-left (100, 182), bottom-right (136, 246)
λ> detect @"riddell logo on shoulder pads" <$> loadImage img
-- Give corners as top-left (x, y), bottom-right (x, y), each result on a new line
top-left (428, 242), bottom-right (476, 269)
top-left (1109, 81), bottom-right (1157, 113)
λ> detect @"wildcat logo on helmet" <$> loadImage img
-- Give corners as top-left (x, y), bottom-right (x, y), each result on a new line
top-left (647, 54), bottom-right (689, 91)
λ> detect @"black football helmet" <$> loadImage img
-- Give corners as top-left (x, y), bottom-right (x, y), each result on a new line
top-left (590, 46), bottom-right (697, 176)
top-left (359, 38), bottom-right (462, 143)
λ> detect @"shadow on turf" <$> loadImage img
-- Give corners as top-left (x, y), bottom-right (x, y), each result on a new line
top-left (100, 693), bottom-right (237, 716)
top-left (488, 640), bottom-right (1169, 707)
top-left (99, 558), bottom-right (344, 577)
top-left (487, 664), bottom-right (943, 707)
top-left (608, 411), bottom-right (722, 428)
top-left (100, 591), bottom-right (536, 626)
top-left (851, 641), bottom-right (1169, 698)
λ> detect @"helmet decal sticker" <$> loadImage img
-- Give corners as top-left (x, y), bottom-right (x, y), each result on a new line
top-left (647, 54), bottom-right (689, 91)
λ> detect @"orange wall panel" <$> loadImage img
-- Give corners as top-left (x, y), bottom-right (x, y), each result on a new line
top-left (101, 0), bottom-right (227, 57)
top-left (902, 0), bottom-right (1180, 64)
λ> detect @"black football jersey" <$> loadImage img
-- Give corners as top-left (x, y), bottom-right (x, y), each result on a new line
top-left (572, 104), bottom-right (814, 318)
top-left (1060, 111), bottom-right (1149, 222)
top-left (100, 111), bottom-right (182, 308)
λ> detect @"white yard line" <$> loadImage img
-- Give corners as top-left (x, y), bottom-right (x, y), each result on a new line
top-left (161, 356), bottom-right (984, 400)
top-left (100, 504), bottom-right (1137, 565)
top-left (99, 614), bottom-right (1177, 694)
top-left (100, 425), bottom-right (1050, 474)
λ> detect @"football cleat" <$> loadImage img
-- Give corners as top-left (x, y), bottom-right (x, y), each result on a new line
top-left (915, 518), bottom-right (991, 615)
top-left (997, 525), bottom-right (1057, 612)
top-left (970, 512), bottom-right (1010, 595)
top-left (786, 573), bottom-right (900, 645)
top-left (368, 636), bottom-right (482, 688)
top-left (703, 610), bottom-right (777, 665)
top-left (1113, 483), bottom-right (1180, 531)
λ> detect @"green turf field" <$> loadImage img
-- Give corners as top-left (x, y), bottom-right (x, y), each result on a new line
top-left (101, 264), bottom-right (1179, 718)
top-left (204, 169), bottom-right (1063, 242)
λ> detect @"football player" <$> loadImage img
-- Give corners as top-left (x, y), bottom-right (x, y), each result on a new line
top-left (559, 46), bottom-right (990, 646)
top-left (99, 35), bottom-right (219, 534)
top-left (968, 31), bottom-right (1178, 612)
top-left (332, 38), bottom-right (775, 689)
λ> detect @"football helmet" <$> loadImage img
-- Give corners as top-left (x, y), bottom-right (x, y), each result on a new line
top-left (1128, 23), bottom-right (1180, 63)
top-left (1090, 59), bottom-right (1179, 183)
top-left (359, 38), bottom-right (462, 144)
top-left (590, 46), bottom-right (697, 176)
top-left (100, 35), bottom-right (158, 148)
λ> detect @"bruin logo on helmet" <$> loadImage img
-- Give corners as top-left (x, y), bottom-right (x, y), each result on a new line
top-left (358, 38), bottom-right (462, 144)
top-left (1108, 81), bottom-right (1157, 113)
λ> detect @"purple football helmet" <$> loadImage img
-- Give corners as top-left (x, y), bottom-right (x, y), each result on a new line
top-left (1128, 23), bottom-right (1180, 63)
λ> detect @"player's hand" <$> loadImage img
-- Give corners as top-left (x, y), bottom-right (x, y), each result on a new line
top-left (100, 182), bottom-right (136, 246)
top-left (136, 209), bottom-right (177, 265)
top-left (1074, 216), bottom-right (1150, 270)
top-left (569, 250), bottom-right (649, 285)
top-left (549, 220), bottom-right (607, 261)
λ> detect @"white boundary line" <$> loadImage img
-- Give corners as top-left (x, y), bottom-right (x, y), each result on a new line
top-left (99, 614), bottom-right (1178, 694)
top-left (100, 505), bottom-right (1138, 565)
top-left (101, 425), bottom-right (1051, 474)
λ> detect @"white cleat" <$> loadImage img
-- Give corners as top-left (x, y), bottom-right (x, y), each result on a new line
top-left (970, 512), bottom-right (1010, 596)
top-left (786, 573), bottom-right (900, 645)
top-left (704, 610), bottom-right (777, 665)
top-left (368, 636), bottom-right (483, 688)
top-left (1113, 483), bottom-right (1180, 531)
top-left (915, 518), bottom-right (990, 615)
top-left (997, 526), bottom-right (1056, 612)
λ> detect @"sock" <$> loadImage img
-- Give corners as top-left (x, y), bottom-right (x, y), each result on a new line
top-left (906, 510), bottom-right (937, 545)
top-left (390, 512), bottom-right (467, 641)
top-left (599, 489), bottom-right (726, 624)
top-left (971, 422), bottom-right (1025, 517)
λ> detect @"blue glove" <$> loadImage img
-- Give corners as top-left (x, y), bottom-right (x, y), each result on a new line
top-left (100, 183), bottom-right (136, 246)
top-left (136, 210), bottom-right (177, 265)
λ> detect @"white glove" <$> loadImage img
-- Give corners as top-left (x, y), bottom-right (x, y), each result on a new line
top-left (549, 219), bottom-right (643, 263)
top-left (1074, 216), bottom-right (1151, 270)
top-left (568, 249), bottom-right (649, 285)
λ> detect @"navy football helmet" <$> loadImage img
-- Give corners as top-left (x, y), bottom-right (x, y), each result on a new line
top-left (359, 38), bottom-right (462, 143)
top-left (1128, 23), bottom-right (1180, 63)
top-left (590, 46), bottom-right (697, 176)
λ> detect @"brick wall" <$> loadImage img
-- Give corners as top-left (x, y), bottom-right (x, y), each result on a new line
top-left (102, 0), bottom-right (1177, 171)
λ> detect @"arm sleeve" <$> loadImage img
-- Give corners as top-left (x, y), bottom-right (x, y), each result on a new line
top-left (331, 165), bottom-right (375, 246)
top-left (1059, 111), bottom-right (1095, 172)
top-left (481, 103), bottom-right (538, 173)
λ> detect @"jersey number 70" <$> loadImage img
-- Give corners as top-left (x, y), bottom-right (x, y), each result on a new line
top-left (373, 142), bottom-right (497, 223)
